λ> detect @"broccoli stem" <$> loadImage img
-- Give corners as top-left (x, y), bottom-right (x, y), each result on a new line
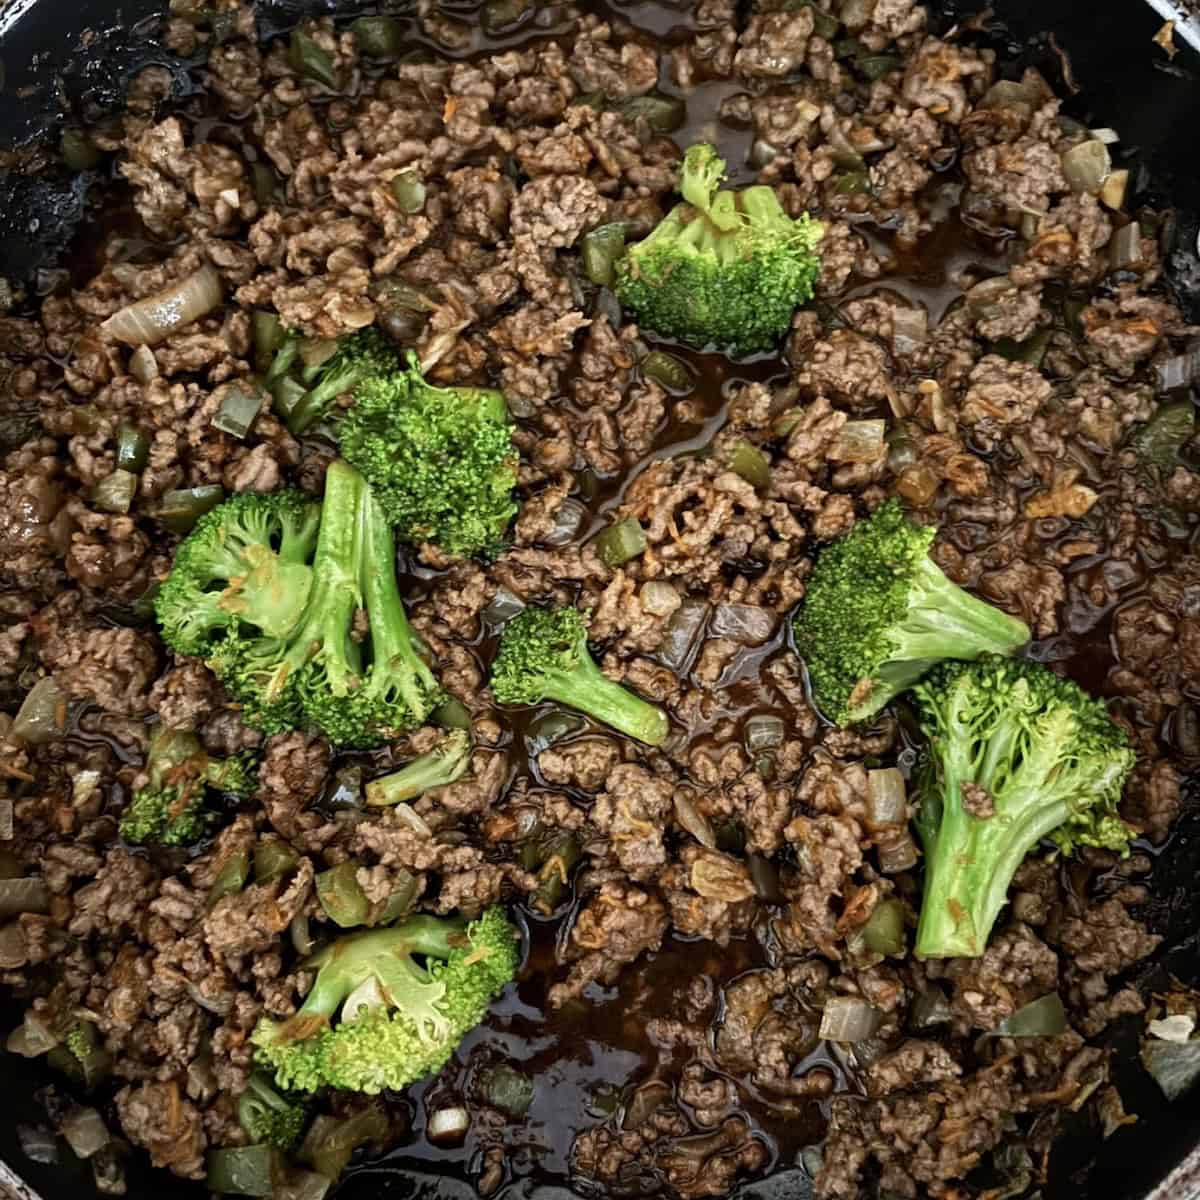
top-left (289, 363), bottom-right (369, 436)
top-left (366, 729), bottom-right (472, 807)
top-left (359, 487), bottom-right (440, 711)
top-left (543, 653), bottom-right (669, 747)
top-left (269, 462), bottom-right (365, 700)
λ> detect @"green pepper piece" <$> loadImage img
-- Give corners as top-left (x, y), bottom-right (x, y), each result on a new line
top-left (207, 1145), bottom-right (278, 1197)
top-left (254, 841), bottom-right (299, 886)
top-left (617, 91), bottom-right (687, 134)
top-left (532, 832), bottom-right (581, 915)
top-left (594, 517), bottom-right (647, 568)
top-left (581, 223), bottom-right (628, 288)
top-left (390, 171), bottom-right (426, 214)
top-left (92, 469), bottom-right (138, 515)
top-left (726, 441), bottom-right (771, 491)
top-left (61, 128), bottom-right (102, 172)
top-left (641, 350), bottom-right (694, 394)
top-left (208, 848), bottom-right (251, 909)
top-left (289, 31), bottom-right (337, 89)
top-left (861, 897), bottom-right (906, 956)
top-left (212, 386), bottom-right (262, 440)
top-left (481, 0), bottom-right (536, 35)
top-left (316, 862), bottom-right (370, 928)
top-left (352, 15), bottom-right (405, 58)
top-left (115, 425), bottom-right (150, 472)
top-left (159, 485), bottom-right (226, 534)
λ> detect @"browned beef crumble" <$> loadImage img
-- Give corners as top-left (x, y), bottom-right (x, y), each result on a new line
top-left (0, 0), bottom-right (1194, 1197)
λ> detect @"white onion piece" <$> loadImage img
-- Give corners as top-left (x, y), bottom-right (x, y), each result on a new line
top-left (710, 603), bottom-right (775, 645)
top-left (867, 768), bottom-right (907, 829)
top-left (13, 676), bottom-right (67, 745)
top-left (1089, 127), bottom-right (1120, 144)
top-left (819, 996), bottom-right (883, 1042)
top-left (7, 1011), bottom-right (58, 1057)
top-left (17, 1124), bottom-right (59, 1165)
top-left (483, 587), bottom-right (526, 628)
top-left (1061, 140), bottom-right (1111, 195)
top-left (541, 498), bottom-right (587, 547)
top-left (659, 600), bottom-right (709, 670)
top-left (831, 420), bottom-right (886, 463)
top-left (128, 345), bottom-right (159, 383)
top-left (100, 263), bottom-right (223, 347)
top-left (427, 1105), bottom-right (470, 1145)
top-left (674, 791), bottom-right (716, 849)
top-left (640, 580), bottom-right (680, 617)
top-left (393, 802), bottom-right (434, 839)
top-left (1149, 1014), bottom-right (1197, 1044)
top-left (61, 1108), bottom-right (110, 1160)
top-left (745, 714), bottom-right (785, 753)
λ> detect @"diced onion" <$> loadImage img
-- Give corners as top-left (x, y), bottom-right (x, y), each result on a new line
top-left (745, 714), bottom-right (785, 753)
top-left (892, 306), bottom-right (928, 355)
top-left (673, 791), bottom-right (716, 849)
top-left (866, 768), bottom-right (907, 828)
top-left (128, 345), bottom-right (159, 383)
top-left (7, 1011), bottom-right (59, 1057)
top-left (659, 600), bottom-right (708, 671)
top-left (1089, 127), bottom-right (1120, 144)
top-left (1110, 222), bottom-right (1143, 271)
top-left (876, 827), bottom-right (919, 874)
top-left (61, 1107), bottom-right (110, 1159)
top-left (831, 419), bottom-right (886, 463)
top-left (640, 580), bottom-right (680, 617)
top-left (13, 676), bottom-right (67, 745)
top-left (987, 992), bottom-right (1068, 1038)
top-left (426, 1105), bottom-right (470, 1145)
top-left (392, 803), bottom-right (434, 839)
top-left (861, 897), bottom-right (906, 956)
top-left (819, 996), bottom-right (883, 1042)
top-left (710, 604), bottom-right (775, 645)
top-left (1149, 1014), bottom-right (1197, 1043)
top-left (1142, 1037), bottom-right (1200, 1102)
top-left (100, 264), bottom-right (223, 347)
top-left (483, 587), bottom-right (526, 628)
top-left (541, 497), bottom-right (587, 548)
top-left (910, 988), bottom-right (952, 1029)
top-left (1060, 140), bottom-right (1111, 195)
top-left (1100, 168), bottom-right (1129, 212)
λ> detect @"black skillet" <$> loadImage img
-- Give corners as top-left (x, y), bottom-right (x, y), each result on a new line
top-left (0, 1), bottom-right (1197, 1198)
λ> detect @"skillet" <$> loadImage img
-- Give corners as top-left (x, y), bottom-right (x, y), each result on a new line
top-left (0, 2), bottom-right (1197, 1199)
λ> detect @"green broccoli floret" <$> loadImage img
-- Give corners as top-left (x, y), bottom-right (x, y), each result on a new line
top-left (251, 906), bottom-right (520, 1095)
top-left (176, 462), bottom-right (442, 746)
top-left (912, 655), bottom-right (1136, 959)
top-left (614, 143), bottom-right (823, 355)
top-left (792, 500), bottom-right (1031, 727)
top-left (119, 729), bottom-right (257, 847)
top-left (490, 606), bottom-right (669, 746)
top-left (366, 729), bottom-right (472, 807)
top-left (286, 328), bottom-right (402, 436)
top-left (295, 469), bottom-right (444, 747)
top-left (238, 1071), bottom-right (308, 1152)
top-left (339, 351), bottom-right (518, 558)
top-left (154, 490), bottom-right (321, 658)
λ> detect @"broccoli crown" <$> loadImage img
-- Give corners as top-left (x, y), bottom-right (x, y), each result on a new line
top-left (184, 462), bottom-right (442, 748)
top-left (489, 606), bottom-right (669, 746)
top-left (250, 906), bottom-right (520, 1095)
top-left (339, 351), bottom-right (519, 557)
top-left (64, 1025), bottom-right (92, 1064)
top-left (118, 730), bottom-right (255, 847)
top-left (792, 499), bottom-right (1031, 726)
top-left (614, 143), bottom-right (823, 355)
top-left (238, 1071), bottom-right (308, 1152)
top-left (912, 655), bottom-right (1136, 959)
top-left (155, 490), bottom-right (321, 658)
top-left (287, 327), bottom-right (403, 436)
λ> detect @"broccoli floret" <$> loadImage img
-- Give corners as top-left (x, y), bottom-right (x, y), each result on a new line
top-left (912, 655), bottom-right (1136, 959)
top-left (490, 606), bottom-right (669, 746)
top-left (190, 462), bottom-right (441, 747)
top-left (119, 729), bottom-right (257, 847)
top-left (614, 143), bottom-right (823, 355)
top-left (286, 328), bottom-right (402, 436)
top-left (251, 906), bottom-right (520, 1095)
top-left (339, 351), bottom-right (518, 558)
top-left (238, 1071), bottom-right (308, 1152)
top-left (155, 490), bottom-right (321, 658)
top-left (366, 729), bottom-right (472, 807)
top-left (792, 500), bottom-right (1031, 726)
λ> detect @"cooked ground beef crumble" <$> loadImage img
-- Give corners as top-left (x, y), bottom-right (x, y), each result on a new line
top-left (0, 1), bottom-right (1197, 1198)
